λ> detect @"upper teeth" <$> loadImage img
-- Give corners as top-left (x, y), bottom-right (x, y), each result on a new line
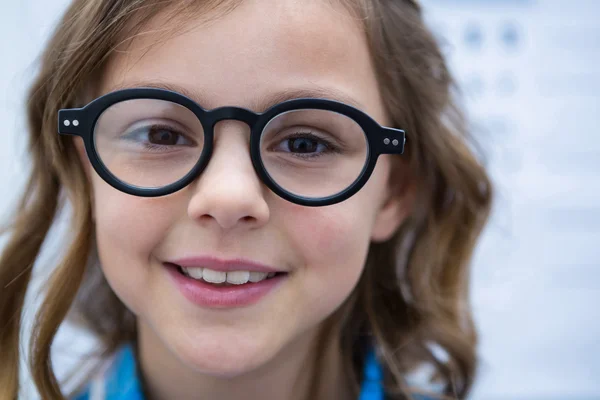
top-left (182, 267), bottom-right (276, 284)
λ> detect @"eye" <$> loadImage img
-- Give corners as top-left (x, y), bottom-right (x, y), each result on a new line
top-left (122, 124), bottom-right (196, 148)
top-left (285, 136), bottom-right (324, 153)
top-left (274, 132), bottom-right (336, 157)
top-left (146, 126), bottom-right (187, 146)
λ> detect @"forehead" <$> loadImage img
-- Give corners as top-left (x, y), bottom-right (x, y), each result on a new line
top-left (99, 0), bottom-right (386, 121)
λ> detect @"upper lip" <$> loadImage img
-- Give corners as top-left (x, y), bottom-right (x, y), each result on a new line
top-left (167, 256), bottom-right (284, 273)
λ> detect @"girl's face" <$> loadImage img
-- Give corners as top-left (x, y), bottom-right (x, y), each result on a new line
top-left (84, 0), bottom-right (406, 378)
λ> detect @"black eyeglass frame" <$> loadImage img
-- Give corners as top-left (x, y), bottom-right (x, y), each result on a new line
top-left (58, 88), bottom-right (406, 207)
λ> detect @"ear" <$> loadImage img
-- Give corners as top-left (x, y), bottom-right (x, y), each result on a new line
top-left (370, 176), bottom-right (415, 243)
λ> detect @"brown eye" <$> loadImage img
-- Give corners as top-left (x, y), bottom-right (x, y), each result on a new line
top-left (286, 137), bottom-right (321, 153)
top-left (121, 124), bottom-right (195, 148)
top-left (147, 126), bottom-right (181, 145)
top-left (270, 131), bottom-right (336, 159)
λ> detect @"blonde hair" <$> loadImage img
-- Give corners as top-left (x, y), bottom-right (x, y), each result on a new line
top-left (0, 1), bottom-right (492, 399)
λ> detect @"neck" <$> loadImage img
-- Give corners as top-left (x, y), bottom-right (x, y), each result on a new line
top-left (136, 320), bottom-right (355, 400)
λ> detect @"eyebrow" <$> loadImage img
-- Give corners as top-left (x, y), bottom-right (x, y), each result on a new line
top-left (106, 80), bottom-right (366, 112)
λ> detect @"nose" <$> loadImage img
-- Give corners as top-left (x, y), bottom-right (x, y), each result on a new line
top-left (187, 120), bottom-right (270, 231)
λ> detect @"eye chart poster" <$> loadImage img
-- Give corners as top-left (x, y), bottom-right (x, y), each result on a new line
top-left (420, 0), bottom-right (599, 398)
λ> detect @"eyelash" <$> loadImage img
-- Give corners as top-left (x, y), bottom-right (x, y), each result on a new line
top-left (126, 124), bottom-right (196, 152)
top-left (278, 131), bottom-right (340, 158)
top-left (122, 123), bottom-right (341, 160)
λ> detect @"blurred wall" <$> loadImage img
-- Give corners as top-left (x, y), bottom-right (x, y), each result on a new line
top-left (1, 0), bottom-right (598, 399)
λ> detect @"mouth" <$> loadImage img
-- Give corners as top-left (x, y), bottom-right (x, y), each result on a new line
top-left (164, 261), bottom-right (289, 308)
top-left (166, 262), bottom-right (288, 287)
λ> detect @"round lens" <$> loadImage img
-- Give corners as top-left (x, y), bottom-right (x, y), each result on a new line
top-left (259, 109), bottom-right (368, 199)
top-left (93, 99), bottom-right (204, 189)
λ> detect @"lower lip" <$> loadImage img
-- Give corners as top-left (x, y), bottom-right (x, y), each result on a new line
top-left (165, 263), bottom-right (288, 309)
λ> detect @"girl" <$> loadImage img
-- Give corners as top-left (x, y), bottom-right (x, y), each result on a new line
top-left (0, 0), bottom-right (492, 399)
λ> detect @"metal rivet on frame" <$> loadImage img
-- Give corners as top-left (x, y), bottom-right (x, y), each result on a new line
top-left (383, 138), bottom-right (390, 145)
top-left (72, 120), bottom-right (79, 126)
top-left (64, 120), bottom-right (70, 126)
top-left (392, 139), bottom-right (399, 146)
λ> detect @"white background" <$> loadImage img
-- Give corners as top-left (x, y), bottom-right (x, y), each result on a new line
top-left (1, 0), bottom-right (598, 399)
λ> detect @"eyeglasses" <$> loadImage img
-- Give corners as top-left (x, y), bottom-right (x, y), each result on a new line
top-left (58, 88), bottom-right (406, 206)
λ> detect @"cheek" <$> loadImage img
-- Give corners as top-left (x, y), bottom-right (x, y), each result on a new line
top-left (279, 197), bottom-right (378, 311)
top-left (282, 161), bottom-right (390, 265)
top-left (278, 162), bottom-right (390, 311)
top-left (91, 178), bottom-right (179, 310)
top-left (284, 205), bottom-right (367, 259)
top-left (94, 192), bottom-right (169, 258)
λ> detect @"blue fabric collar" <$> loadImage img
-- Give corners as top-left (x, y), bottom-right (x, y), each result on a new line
top-left (75, 344), bottom-right (385, 400)
top-left (103, 345), bottom-right (145, 400)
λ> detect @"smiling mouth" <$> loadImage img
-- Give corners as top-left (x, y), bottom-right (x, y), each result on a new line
top-left (166, 262), bottom-right (287, 287)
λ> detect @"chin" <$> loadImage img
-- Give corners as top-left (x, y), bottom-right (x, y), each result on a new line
top-left (181, 351), bottom-right (270, 378)
top-left (171, 333), bottom-right (276, 377)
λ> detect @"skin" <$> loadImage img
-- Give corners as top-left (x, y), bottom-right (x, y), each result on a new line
top-left (77, 0), bottom-right (409, 399)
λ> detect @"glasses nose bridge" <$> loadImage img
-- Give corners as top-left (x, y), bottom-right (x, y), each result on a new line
top-left (206, 106), bottom-right (259, 130)
top-left (200, 106), bottom-right (260, 184)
